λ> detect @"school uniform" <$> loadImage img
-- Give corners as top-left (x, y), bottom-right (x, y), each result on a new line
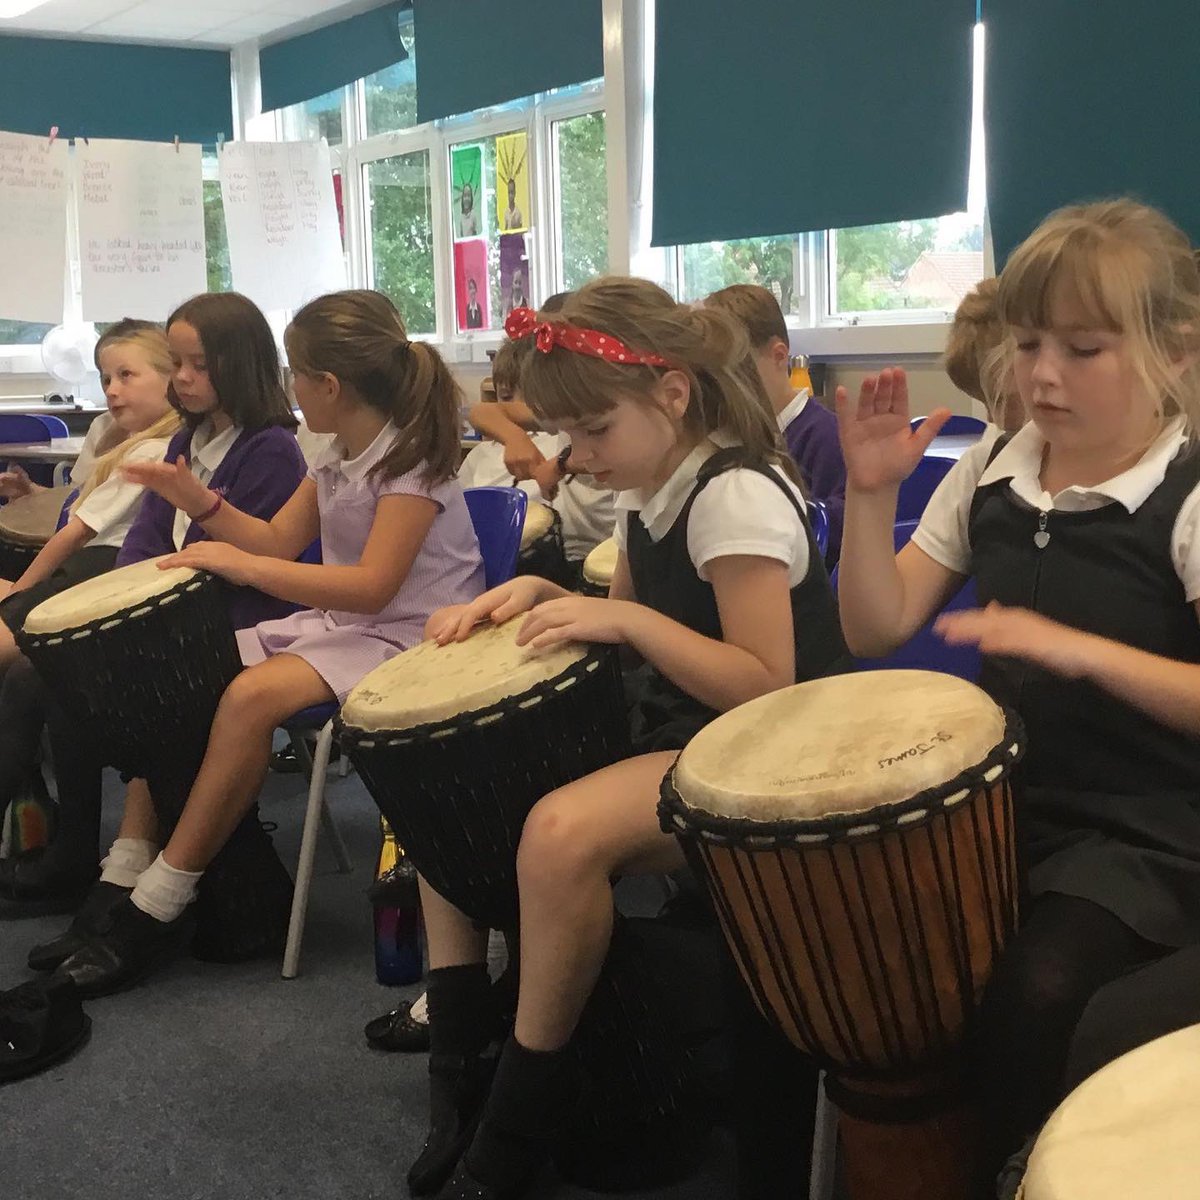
top-left (615, 436), bottom-right (849, 752)
top-left (613, 435), bottom-right (849, 1199)
top-left (239, 421), bottom-right (485, 703)
top-left (912, 416), bottom-right (1200, 1181)
top-left (118, 419), bottom-right (307, 630)
top-left (776, 389), bottom-right (847, 563)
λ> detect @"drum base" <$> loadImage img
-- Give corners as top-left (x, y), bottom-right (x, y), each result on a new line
top-left (835, 1077), bottom-right (978, 1200)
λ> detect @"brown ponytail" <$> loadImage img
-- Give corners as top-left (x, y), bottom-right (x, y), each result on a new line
top-left (285, 290), bottom-right (463, 484)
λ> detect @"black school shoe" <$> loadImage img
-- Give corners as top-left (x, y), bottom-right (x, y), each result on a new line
top-left (0, 848), bottom-right (97, 917)
top-left (0, 976), bottom-right (91, 1083)
top-left (52, 898), bottom-right (194, 999)
top-left (27, 881), bottom-right (132, 973)
top-left (364, 998), bottom-right (431, 1053)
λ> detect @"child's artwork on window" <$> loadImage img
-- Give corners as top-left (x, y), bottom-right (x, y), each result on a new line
top-left (451, 143), bottom-right (484, 240)
top-left (454, 238), bottom-right (490, 331)
top-left (499, 233), bottom-right (530, 318)
top-left (496, 132), bottom-right (529, 235)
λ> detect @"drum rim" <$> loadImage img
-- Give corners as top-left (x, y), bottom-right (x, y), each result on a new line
top-left (16, 570), bottom-right (216, 646)
top-left (336, 642), bottom-right (616, 746)
top-left (518, 504), bottom-right (564, 556)
top-left (658, 705), bottom-right (1025, 847)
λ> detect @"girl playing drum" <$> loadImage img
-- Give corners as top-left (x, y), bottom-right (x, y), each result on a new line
top-left (835, 199), bottom-right (1200, 1196)
top-left (419, 277), bottom-right (849, 1200)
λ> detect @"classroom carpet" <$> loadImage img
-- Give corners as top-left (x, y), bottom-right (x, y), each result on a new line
top-left (0, 754), bottom-right (734, 1200)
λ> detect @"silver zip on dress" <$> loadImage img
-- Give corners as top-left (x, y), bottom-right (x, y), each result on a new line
top-left (1033, 510), bottom-right (1050, 549)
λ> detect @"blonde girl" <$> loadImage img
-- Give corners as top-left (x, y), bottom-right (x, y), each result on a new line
top-left (834, 200), bottom-right (1200, 1194)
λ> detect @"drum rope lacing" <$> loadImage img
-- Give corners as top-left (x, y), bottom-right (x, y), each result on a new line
top-left (658, 708), bottom-right (1025, 1085)
top-left (19, 575), bottom-right (211, 647)
top-left (337, 649), bottom-right (609, 748)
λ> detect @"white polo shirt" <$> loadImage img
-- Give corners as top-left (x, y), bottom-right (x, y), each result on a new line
top-left (612, 434), bottom-right (810, 585)
top-left (912, 417), bottom-right (1200, 600)
top-left (75, 437), bottom-right (173, 549)
top-left (171, 420), bottom-right (240, 551)
top-left (775, 388), bottom-right (811, 432)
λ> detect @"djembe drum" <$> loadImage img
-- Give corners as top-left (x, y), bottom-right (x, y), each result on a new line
top-left (338, 619), bottom-right (703, 1188)
top-left (660, 670), bottom-right (1022, 1200)
top-left (1018, 1025), bottom-right (1200, 1200)
top-left (516, 500), bottom-right (569, 586)
top-left (580, 537), bottom-right (617, 597)
top-left (0, 486), bottom-right (72, 581)
top-left (17, 557), bottom-right (292, 960)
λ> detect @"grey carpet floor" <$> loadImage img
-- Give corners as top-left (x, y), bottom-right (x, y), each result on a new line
top-left (0, 754), bottom-right (734, 1200)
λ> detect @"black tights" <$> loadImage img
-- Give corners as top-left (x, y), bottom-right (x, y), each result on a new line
top-left (0, 656), bottom-right (104, 874)
top-left (972, 892), bottom-right (1162, 1194)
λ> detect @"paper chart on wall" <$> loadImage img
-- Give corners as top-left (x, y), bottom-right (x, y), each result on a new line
top-left (0, 131), bottom-right (69, 324)
top-left (77, 139), bottom-right (207, 322)
top-left (218, 141), bottom-right (346, 313)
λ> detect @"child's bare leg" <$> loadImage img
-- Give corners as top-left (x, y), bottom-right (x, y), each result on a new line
top-left (513, 751), bottom-right (683, 1050)
top-left (161, 654), bottom-right (332, 873)
top-left (115, 778), bottom-right (158, 844)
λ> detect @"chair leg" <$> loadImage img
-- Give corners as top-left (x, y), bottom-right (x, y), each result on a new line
top-left (282, 721), bottom-right (335, 980)
top-left (809, 1073), bottom-right (839, 1200)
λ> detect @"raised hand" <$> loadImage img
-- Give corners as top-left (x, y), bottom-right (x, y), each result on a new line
top-left (835, 368), bottom-right (952, 493)
top-left (122, 455), bottom-right (214, 517)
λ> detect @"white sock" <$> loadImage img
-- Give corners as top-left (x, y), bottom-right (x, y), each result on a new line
top-left (410, 991), bottom-right (428, 1025)
top-left (130, 853), bottom-right (201, 923)
top-left (99, 838), bottom-right (159, 889)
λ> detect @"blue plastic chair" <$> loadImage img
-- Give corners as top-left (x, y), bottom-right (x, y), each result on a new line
top-left (806, 500), bottom-right (830, 562)
top-left (280, 484), bottom-right (529, 977)
top-left (831, 520), bottom-right (981, 682)
top-left (0, 414), bottom-right (53, 444)
top-left (896, 455), bottom-right (956, 522)
top-left (911, 414), bottom-right (987, 436)
top-left (33, 415), bottom-right (69, 439)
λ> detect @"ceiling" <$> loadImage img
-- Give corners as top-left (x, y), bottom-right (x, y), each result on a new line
top-left (0, 0), bottom-right (380, 48)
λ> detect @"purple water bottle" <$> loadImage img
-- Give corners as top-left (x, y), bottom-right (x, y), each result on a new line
top-left (370, 820), bottom-right (423, 986)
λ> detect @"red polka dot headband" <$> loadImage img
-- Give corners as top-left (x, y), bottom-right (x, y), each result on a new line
top-left (504, 306), bottom-right (670, 367)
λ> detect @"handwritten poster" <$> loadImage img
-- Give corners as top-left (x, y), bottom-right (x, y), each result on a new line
top-left (76, 139), bottom-right (207, 322)
top-left (218, 141), bottom-right (346, 312)
top-left (0, 131), bottom-right (68, 323)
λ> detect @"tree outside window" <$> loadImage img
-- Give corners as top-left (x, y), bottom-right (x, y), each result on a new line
top-left (555, 111), bottom-right (608, 292)
top-left (366, 150), bottom-right (436, 335)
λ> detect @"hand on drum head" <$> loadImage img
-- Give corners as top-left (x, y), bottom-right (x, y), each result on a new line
top-left (936, 601), bottom-right (1091, 678)
top-left (158, 541), bottom-right (259, 587)
top-left (0, 465), bottom-right (34, 500)
top-left (835, 368), bottom-right (952, 493)
top-left (428, 576), bottom-right (565, 644)
top-left (123, 456), bottom-right (215, 519)
top-left (517, 595), bottom-right (632, 650)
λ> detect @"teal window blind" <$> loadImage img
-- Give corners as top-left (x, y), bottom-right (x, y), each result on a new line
top-left (0, 36), bottom-right (231, 143)
top-left (652, 0), bottom-right (975, 246)
top-left (986, 0), bottom-right (1200, 263)
top-left (413, 0), bottom-right (603, 124)
top-left (261, 3), bottom-right (411, 114)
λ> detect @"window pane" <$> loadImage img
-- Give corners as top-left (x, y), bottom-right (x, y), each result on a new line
top-left (0, 320), bottom-right (54, 346)
top-left (680, 237), bottom-right (801, 314)
top-left (830, 215), bottom-right (984, 315)
top-left (278, 89), bottom-right (344, 146)
top-left (554, 111), bottom-right (607, 292)
top-left (366, 150), bottom-right (436, 336)
top-left (203, 177), bottom-right (232, 294)
top-left (364, 20), bottom-right (418, 137)
top-left (450, 131), bottom-right (533, 333)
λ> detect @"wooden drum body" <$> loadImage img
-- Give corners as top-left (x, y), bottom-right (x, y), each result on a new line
top-left (660, 670), bottom-right (1022, 1200)
top-left (0, 486), bottom-right (72, 581)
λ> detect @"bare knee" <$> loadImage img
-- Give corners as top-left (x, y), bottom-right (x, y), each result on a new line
top-left (517, 788), bottom-right (605, 892)
top-left (215, 667), bottom-right (292, 731)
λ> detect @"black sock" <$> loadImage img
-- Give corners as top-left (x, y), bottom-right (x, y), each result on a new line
top-left (427, 962), bottom-right (496, 1059)
top-left (464, 1037), bottom-right (579, 1192)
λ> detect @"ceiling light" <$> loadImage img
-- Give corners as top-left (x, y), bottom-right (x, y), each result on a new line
top-left (0, 1), bottom-right (53, 18)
